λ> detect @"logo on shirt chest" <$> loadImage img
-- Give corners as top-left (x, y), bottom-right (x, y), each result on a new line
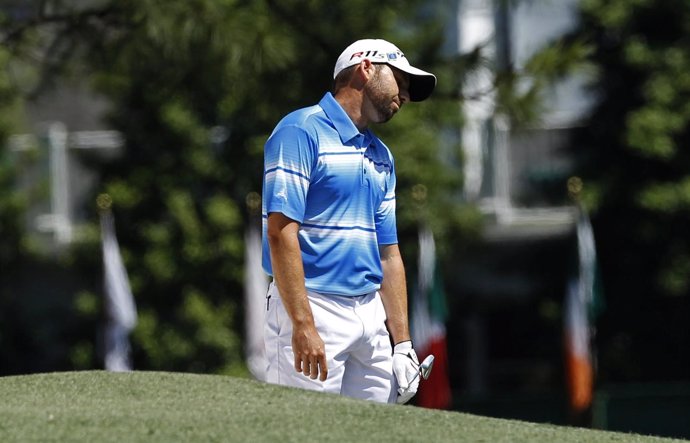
top-left (363, 154), bottom-right (390, 193)
top-left (313, 147), bottom-right (390, 201)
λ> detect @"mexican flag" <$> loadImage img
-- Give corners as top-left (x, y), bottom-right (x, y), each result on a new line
top-left (411, 224), bottom-right (452, 409)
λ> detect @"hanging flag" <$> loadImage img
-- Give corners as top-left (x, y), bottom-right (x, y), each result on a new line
top-left (100, 205), bottom-right (137, 372)
top-left (563, 206), bottom-right (602, 416)
top-left (244, 219), bottom-right (268, 381)
top-left (411, 224), bottom-right (452, 409)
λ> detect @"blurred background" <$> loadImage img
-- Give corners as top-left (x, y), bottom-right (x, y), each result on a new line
top-left (0, 0), bottom-right (688, 440)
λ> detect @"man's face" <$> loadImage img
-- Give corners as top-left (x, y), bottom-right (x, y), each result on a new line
top-left (364, 64), bottom-right (411, 123)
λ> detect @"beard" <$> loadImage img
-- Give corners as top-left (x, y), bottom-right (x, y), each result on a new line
top-left (364, 70), bottom-right (399, 123)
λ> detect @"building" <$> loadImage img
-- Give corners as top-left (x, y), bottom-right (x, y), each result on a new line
top-left (445, 0), bottom-right (594, 422)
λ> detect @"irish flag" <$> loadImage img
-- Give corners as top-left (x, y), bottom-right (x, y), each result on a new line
top-left (563, 207), bottom-right (602, 415)
top-left (411, 224), bottom-right (452, 409)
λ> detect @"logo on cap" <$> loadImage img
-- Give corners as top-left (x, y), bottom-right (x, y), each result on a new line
top-left (349, 50), bottom-right (405, 63)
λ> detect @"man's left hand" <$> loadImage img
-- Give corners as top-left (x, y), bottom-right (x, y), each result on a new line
top-left (392, 340), bottom-right (420, 404)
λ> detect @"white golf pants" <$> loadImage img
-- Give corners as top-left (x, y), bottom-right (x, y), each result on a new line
top-left (264, 282), bottom-right (397, 403)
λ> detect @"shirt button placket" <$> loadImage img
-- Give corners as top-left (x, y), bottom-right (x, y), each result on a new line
top-left (361, 143), bottom-right (369, 187)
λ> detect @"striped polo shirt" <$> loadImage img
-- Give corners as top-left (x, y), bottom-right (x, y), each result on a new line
top-left (262, 92), bottom-right (398, 296)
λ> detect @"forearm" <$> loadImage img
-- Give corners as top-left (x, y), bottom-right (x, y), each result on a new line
top-left (267, 212), bottom-right (328, 380)
top-left (378, 244), bottom-right (411, 345)
top-left (267, 214), bottom-right (314, 327)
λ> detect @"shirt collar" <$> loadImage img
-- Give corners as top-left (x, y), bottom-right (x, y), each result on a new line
top-left (319, 92), bottom-right (373, 146)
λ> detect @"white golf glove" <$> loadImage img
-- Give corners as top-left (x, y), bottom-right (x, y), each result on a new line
top-left (392, 340), bottom-right (420, 404)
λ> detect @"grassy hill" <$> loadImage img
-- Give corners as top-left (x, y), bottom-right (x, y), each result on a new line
top-left (0, 371), bottom-right (684, 442)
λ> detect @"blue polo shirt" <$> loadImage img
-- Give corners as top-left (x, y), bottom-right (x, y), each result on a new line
top-left (262, 92), bottom-right (398, 296)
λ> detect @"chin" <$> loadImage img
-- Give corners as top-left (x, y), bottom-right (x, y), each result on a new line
top-left (375, 114), bottom-right (395, 124)
top-left (371, 105), bottom-right (397, 124)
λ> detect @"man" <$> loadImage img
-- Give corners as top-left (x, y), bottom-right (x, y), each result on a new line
top-left (261, 39), bottom-right (436, 404)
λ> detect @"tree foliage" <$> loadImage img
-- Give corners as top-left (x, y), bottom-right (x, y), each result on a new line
top-left (568, 0), bottom-right (690, 381)
top-left (1, 0), bottom-right (477, 374)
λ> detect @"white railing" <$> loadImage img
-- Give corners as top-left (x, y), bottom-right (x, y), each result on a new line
top-left (9, 124), bottom-right (124, 248)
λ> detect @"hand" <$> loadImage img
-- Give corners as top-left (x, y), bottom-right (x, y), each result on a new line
top-left (292, 323), bottom-right (328, 381)
top-left (392, 341), bottom-right (420, 404)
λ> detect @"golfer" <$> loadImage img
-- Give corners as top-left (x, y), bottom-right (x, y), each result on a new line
top-left (261, 39), bottom-right (436, 404)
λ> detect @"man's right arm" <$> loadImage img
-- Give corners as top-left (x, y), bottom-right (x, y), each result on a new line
top-left (266, 212), bottom-right (328, 381)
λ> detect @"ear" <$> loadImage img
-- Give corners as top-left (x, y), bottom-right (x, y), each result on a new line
top-left (355, 59), bottom-right (377, 83)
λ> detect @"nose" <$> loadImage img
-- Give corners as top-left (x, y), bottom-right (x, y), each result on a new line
top-left (399, 87), bottom-right (410, 105)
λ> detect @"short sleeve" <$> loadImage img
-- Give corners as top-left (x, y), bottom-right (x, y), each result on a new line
top-left (375, 158), bottom-right (398, 245)
top-left (263, 125), bottom-right (317, 223)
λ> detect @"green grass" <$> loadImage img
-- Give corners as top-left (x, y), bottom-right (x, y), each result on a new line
top-left (0, 371), bottom-right (684, 442)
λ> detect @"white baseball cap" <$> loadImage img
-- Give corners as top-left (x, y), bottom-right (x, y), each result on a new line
top-left (333, 39), bottom-right (437, 102)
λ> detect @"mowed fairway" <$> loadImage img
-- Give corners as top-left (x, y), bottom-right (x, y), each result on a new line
top-left (0, 371), bottom-right (683, 442)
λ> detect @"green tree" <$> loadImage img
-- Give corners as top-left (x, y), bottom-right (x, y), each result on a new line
top-left (0, 43), bottom-right (25, 373)
top-left (0, 0), bottom-right (478, 374)
top-left (0, 6), bottom-right (46, 372)
top-left (567, 0), bottom-right (690, 381)
top-left (89, 0), bottom-right (476, 374)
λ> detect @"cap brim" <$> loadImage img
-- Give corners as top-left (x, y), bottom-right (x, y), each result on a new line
top-left (396, 64), bottom-right (436, 102)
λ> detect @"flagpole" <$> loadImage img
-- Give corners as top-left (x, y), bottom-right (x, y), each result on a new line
top-left (244, 191), bottom-right (268, 381)
top-left (98, 193), bottom-right (137, 372)
top-left (409, 184), bottom-right (452, 409)
top-left (565, 177), bottom-right (597, 426)
top-left (567, 176), bottom-right (583, 205)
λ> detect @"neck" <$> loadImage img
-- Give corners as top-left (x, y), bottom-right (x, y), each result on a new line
top-left (334, 90), bottom-right (368, 132)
